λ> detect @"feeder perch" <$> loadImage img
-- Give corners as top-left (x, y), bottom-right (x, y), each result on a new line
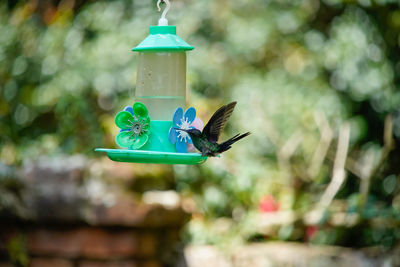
top-left (95, 1), bottom-right (207, 164)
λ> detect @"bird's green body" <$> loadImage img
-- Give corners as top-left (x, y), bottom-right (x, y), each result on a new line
top-left (191, 132), bottom-right (220, 156)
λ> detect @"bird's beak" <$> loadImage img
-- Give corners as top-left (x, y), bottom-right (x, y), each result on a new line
top-left (173, 127), bottom-right (188, 132)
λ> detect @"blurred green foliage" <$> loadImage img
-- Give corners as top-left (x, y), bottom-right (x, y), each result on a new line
top-left (1, 0), bottom-right (400, 249)
top-left (0, 163), bottom-right (25, 218)
top-left (6, 233), bottom-right (28, 267)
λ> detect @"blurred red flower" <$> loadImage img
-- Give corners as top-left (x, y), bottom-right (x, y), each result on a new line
top-left (305, 225), bottom-right (318, 241)
top-left (259, 195), bottom-right (280, 213)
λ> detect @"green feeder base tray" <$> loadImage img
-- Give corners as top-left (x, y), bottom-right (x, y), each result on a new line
top-left (95, 148), bottom-right (207, 165)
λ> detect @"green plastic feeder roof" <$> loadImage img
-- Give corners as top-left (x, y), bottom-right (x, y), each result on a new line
top-left (132, 26), bottom-right (194, 52)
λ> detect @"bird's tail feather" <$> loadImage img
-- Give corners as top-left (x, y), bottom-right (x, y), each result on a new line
top-left (218, 132), bottom-right (251, 153)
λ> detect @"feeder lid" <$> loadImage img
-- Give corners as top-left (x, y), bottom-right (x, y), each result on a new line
top-left (132, 26), bottom-right (194, 52)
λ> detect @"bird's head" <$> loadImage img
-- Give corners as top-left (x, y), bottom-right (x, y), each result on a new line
top-left (174, 128), bottom-right (202, 137)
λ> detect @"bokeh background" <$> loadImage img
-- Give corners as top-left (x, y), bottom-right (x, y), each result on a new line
top-left (1, 0), bottom-right (400, 266)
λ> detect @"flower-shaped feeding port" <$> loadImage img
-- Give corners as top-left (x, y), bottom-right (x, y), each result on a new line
top-left (115, 102), bottom-right (150, 150)
top-left (168, 107), bottom-right (203, 153)
top-left (96, 102), bottom-right (207, 164)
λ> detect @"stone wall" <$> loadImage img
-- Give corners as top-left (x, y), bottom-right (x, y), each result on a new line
top-left (0, 156), bottom-right (188, 267)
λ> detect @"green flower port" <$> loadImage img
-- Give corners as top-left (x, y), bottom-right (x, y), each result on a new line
top-left (114, 102), bottom-right (151, 150)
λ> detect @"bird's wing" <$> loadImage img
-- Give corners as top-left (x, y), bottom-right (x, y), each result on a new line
top-left (203, 102), bottom-right (237, 143)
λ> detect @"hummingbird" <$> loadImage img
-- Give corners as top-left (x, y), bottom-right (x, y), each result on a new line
top-left (176, 102), bottom-right (251, 157)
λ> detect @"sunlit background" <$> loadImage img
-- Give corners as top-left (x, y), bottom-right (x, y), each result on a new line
top-left (1, 0), bottom-right (400, 266)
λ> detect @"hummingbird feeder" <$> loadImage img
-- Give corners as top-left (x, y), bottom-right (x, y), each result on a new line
top-left (95, 0), bottom-right (207, 164)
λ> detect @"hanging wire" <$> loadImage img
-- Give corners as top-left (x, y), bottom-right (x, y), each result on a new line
top-left (157, 0), bottom-right (170, 26)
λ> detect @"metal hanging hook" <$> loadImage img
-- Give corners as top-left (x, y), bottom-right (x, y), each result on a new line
top-left (157, 0), bottom-right (170, 26)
